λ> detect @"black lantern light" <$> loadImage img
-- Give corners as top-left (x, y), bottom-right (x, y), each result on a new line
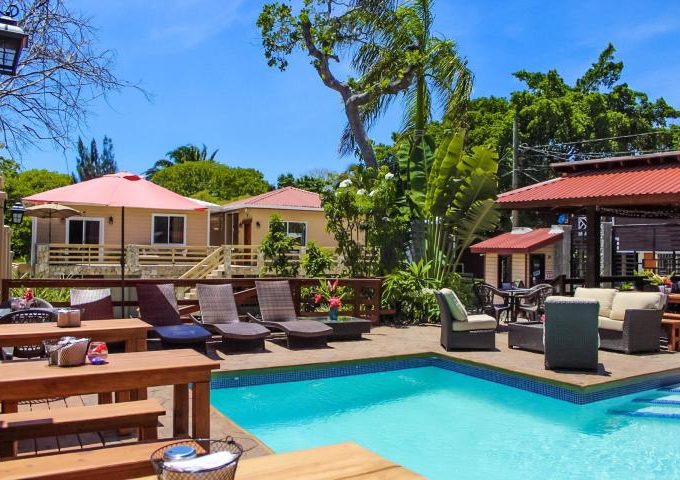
top-left (0, 5), bottom-right (27, 76)
top-left (9, 201), bottom-right (24, 224)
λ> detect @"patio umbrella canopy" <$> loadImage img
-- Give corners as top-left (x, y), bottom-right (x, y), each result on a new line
top-left (23, 203), bottom-right (81, 243)
top-left (24, 172), bottom-right (207, 310)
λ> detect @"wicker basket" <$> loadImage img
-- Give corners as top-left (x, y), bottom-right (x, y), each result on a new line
top-left (150, 438), bottom-right (243, 480)
top-left (44, 338), bottom-right (90, 367)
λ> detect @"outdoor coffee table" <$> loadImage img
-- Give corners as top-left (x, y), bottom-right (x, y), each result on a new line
top-left (303, 316), bottom-right (372, 340)
top-left (662, 317), bottom-right (680, 352)
top-left (507, 321), bottom-right (544, 352)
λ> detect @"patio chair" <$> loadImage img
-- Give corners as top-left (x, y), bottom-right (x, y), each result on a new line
top-left (136, 284), bottom-right (211, 351)
top-left (472, 282), bottom-right (511, 325)
top-left (543, 296), bottom-right (599, 371)
top-left (193, 284), bottom-right (270, 352)
top-left (70, 288), bottom-right (114, 320)
top-left (247, 280), bottom-right (332, 349)
top-left (0, 309), bottom-right (57, 359)
top-left (435, 288), bottom-right (496, 351)
top-left (517, 284), bottom-right (554, 322)
top-left (31, 297), bottom-right (53, 309)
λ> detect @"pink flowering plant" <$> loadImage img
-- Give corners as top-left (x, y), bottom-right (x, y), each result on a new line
top-left (312, 279), bottom-right (348, 312)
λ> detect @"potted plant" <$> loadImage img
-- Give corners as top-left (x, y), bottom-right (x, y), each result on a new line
top-left (312, 279), bottom-right (347, 321)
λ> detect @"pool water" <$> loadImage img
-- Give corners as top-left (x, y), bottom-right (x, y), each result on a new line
top-left (211, 366), bottom-right (680, 479)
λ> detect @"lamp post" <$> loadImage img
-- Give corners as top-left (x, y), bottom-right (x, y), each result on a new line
top-left (9, 201), bottom-right (24, 224)
top-left (0, 5), bottom-right (27, 76)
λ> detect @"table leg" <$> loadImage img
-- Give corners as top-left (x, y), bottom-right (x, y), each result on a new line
top-left (192, 381), bottom-right (210, 439)
top-left (672, 326), bottom-right (679, 353)
top-left (173, 384), bottom-right (189, 438)
top-left (98, 392), bottom-right (113, 404)
top-left (0, 401), bottom-right (18, 457)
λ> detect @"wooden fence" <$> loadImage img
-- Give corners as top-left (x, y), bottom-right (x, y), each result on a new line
top-left (0, 277), bottom-right (384, 323)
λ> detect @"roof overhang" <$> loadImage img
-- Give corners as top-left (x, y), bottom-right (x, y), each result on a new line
top-left (221, 204), bottom-right (324, 213)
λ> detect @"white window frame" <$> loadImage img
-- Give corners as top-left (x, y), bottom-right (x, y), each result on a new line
top-left (284, 221), bottom-right (308, 245)
top-left (151, 214), bottom-right (187, 246)
top-left (65, 217), bottom-right (104, 245)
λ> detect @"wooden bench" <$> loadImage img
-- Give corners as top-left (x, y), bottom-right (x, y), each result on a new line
top-left (0, 439), bottom-right (180, 480)
top-left (0, 399), bottom-right (164, 451)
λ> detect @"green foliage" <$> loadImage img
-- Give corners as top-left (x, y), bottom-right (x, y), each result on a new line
top-left (465, 43), bottom-right (680, 227)
top-left (72, 136), bottom-right (117, 182)
top-left (301, 241), bottom-right (334, 277)
top-left (276, 170), bottom-right (337, 194)
top-left (1, 159), bottom-right (72, 259)
top-left (321, 165), bottom-right (408, 277)
top-left (145, 144), bottom-right (219, 178)
top-left (151, 161), bottom-right (271, 203)
top-left (260, 214), bottom-right (299, 277)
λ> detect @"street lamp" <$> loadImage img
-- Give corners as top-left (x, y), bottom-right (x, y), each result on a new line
top-left (9, 201), bottom-right (24, 224)
top-left (0, 5), bottom-right (27, 76)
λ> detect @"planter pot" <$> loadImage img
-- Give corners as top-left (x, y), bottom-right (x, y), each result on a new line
top-left (329, 308), bottom-right (339, 321)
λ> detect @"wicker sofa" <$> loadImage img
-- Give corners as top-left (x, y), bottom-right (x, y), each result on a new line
top-left (573, 287), bottom-right (664, 354)
top-left (435, 289), bottom-right (496, 351)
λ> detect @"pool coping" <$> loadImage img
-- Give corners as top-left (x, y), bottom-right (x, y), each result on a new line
top-left (211, 352), bottom-right (680, 404)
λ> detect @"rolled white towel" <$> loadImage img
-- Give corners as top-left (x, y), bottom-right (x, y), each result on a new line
top-left (164, 451), bottom-right (237, 473)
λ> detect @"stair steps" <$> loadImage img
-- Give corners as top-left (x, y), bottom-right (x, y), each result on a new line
top-left (608, 385), bottom-right (680, 419)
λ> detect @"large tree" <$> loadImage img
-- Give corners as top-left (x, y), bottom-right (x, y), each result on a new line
top-left (71, 136), bottom-right (117, 182)
top-left (145, 144), bottom-right (218, 178)
top-left (0, 0), bottom-right (137, 152)
top-left (0, 158), bottom-right (72, 258)
top-left (258, 0), bottom-right (426, 168)
top-left (276, 169), bottom-right (337, 193)
top-left (151, 161), bottom-right (271, 204)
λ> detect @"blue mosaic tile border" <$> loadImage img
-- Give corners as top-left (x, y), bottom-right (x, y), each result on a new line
top-left (211, 355), bottom-right (680, 404)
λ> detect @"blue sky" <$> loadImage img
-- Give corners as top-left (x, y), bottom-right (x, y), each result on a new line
top-left (17, 0), bottom-right (680, 184)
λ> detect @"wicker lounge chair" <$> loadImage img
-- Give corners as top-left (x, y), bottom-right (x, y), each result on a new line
top-left (193, 284), bottom-right (270, 352)
top-left (435, 289), bottom-right (496, 351)
top-left (0, 309), bottom-right (57, 359)
top-left (136, 284), bottom-right (211, 351)
top-left (247, 280), bottom-right (332, 349)
top-left (543, 296), bottom-right (599, 371)
top-left (472, 282), bottom-right (511, 325)
top-left (70, 288), bottom-right (114, 320)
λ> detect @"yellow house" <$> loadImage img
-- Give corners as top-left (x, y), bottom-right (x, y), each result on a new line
top-left (214, 187), bottom-right (336, 248)
top-left (470, 227), bottom-right (566, 288)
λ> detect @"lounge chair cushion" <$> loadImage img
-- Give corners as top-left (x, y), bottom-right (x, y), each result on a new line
top-left (196, 284), bottom-right (239, 324)
top-left (440, 288), bottom-right (468, 322)
top-left (451, 314), bottom-right (496, 331)
top-left (214, 322), bottom-right (269, 340)
top-left (609, 292), bottom-right (664, 321)
top-left (255, 281), bottom-right (298, 322)
top-left (574, 288), bottom-right (617, 317)
top-left (598, 316), bottom-right (624, 332)
top-left (153, 324), bottom-right (211, 344)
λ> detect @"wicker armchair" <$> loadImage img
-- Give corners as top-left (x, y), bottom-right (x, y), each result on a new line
top-left (544, 297), bottom-right (599, 371)
top-left (517, 284), bottom-right (554, 321)
top-left (0, 309), bottom-right (57, 358)
top-left (70, 288), bottom-right (114, 320)
top-left (472, 282), bottom-right (511, 325)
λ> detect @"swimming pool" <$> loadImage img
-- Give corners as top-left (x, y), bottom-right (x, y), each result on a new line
top-left (211, 359), bottom-right (680, 479)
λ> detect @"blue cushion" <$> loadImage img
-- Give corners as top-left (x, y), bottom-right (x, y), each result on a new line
top-left (154, 324), bottom-right (211, 343)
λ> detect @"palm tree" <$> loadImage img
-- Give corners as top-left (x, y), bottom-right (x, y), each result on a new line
top-left (144, 144), bottom-right (219, 178)
top-left (340, 0), bottom-right (472, 158)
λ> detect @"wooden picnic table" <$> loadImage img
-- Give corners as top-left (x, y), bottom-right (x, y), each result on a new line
top-left (0, 318), bottom-right (152, 353)
top-left (0, 349), bottom-right (219, 439)
top-left (135, 442), bottom-right (424, 480)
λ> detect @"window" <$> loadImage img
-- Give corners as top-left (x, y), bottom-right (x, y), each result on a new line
top-left (153, 215), bottom-right (185, 244)
top-left (285, 221), bottom-right (307, 245)
top-left (67, 218), bottom-right (102, 244)
top-left (498, 255), bottom-right (512, 288)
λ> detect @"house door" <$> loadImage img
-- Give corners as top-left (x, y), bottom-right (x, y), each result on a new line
top-left (529, 254), bottom-right (546, 286)
top-left (242, 219), bottom-right (252, 245)
top-left (67, 218), bottom-right (103, 245)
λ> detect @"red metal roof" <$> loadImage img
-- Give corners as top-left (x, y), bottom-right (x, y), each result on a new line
top-left (223, 187), bottom-right (322, 211)
top-left (470, 228), bottom-right (563, 254)
top-left (497, 164), bottom-right (680, 208)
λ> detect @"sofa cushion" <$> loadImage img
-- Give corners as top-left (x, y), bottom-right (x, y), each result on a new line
top-left (574, 288), bottom-right (617, 317)
top-left (609, 292), bottom-right (664, 321)
top-left (440, 288), bottom-right (468, 322)
top-left (451, 314), bottom-right (496, 331)
top-left (598, 316), bottom-right (624, 332)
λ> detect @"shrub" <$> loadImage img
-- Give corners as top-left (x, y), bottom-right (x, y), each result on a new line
top-left (260, 214), bottom-right (299, 277)
top-left (301, 241), bottom-right (334, 277)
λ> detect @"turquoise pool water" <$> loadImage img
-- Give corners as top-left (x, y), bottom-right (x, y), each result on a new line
top-left (211, 366), bottom-right (680, 479)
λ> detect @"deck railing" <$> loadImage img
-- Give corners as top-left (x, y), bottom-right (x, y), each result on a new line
top-left (0, 277), bottom-right (384, 323)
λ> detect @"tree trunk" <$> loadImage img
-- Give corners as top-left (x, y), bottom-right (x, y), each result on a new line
top-left (344, 97), bottom-right (378, 168)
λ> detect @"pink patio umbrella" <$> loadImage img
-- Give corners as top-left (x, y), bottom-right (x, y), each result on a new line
top-left (24, 172), bottom-right (207, 310)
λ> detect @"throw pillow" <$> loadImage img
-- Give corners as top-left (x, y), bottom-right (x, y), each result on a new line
top-left (440, 288), bottom-right (468, 322)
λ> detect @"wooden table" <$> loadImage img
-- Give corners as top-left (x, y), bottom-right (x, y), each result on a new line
top-left (0, 349), bottom-right (219, 439)
top-left (662, 317), bottom-right (680, 352)
top-left (136, 442), bottom-right (424, 480)
top-left (0, 318), bottom-right (152, 353)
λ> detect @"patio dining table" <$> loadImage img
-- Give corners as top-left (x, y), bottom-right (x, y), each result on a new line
top-left (503, 288), bottom-right (532, 323)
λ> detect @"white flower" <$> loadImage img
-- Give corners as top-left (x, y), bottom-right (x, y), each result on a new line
top-left (338, 179), bottom-right (352, 188)
top-left (356, 188), bottom-right (367, 195)
top-left (368, 190), bottom-right (377, 197)
top-left (384, 172), bottom-right (394, 180)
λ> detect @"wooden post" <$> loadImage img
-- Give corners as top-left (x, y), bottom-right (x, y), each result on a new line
top-left (585, 207), bottom-right (601, 287)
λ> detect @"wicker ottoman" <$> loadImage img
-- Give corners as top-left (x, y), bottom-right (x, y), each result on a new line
top-left (508, 322), bottom-right (544, 353)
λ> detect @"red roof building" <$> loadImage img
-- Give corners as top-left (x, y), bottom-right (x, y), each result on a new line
top-left (470, 228), bottom-right (563, 254)
top-left (223, 187), bottom-right (322, 212)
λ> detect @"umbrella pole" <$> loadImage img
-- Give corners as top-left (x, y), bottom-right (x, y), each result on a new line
top-left (48, 212), bottom-right (52, 244)
top-left (120, 206), bottom-right (125, 317)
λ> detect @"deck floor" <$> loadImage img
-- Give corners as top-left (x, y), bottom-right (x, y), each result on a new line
top-left (11, 325), bottom-right (680, 459)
